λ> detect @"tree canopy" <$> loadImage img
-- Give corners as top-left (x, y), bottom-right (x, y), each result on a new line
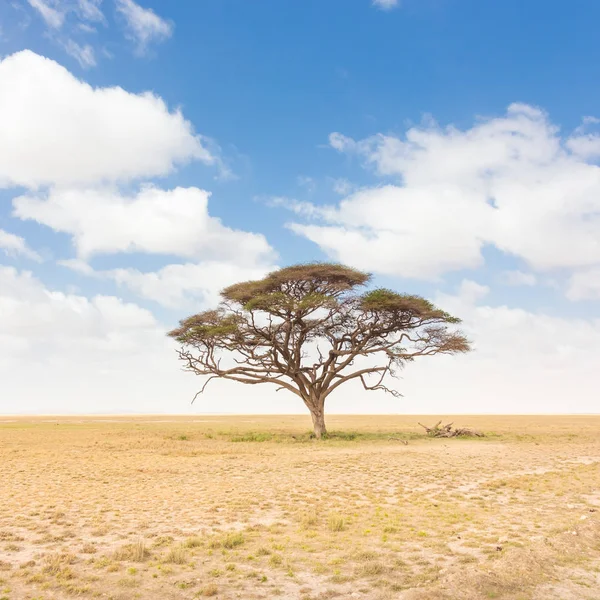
top-left (168, 263), bottom-right (470, 438)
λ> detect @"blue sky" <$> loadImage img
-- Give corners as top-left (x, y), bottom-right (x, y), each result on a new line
top-left (1, 0), bottom-right (599, 414)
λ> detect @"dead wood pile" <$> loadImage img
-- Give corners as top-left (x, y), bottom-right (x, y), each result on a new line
top-left (418, 421), bottom-right (484, 438)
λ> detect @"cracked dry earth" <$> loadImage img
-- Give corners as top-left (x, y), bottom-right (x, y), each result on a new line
top-left (0, 415), bottom-right (599, 600)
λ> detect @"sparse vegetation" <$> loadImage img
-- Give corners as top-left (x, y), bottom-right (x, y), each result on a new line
top-left (164, 544), bottom-right (188, 564)
top-left (0, 415), bottom-right (599, 599)
top-left (184, 536), bottom-right (203, 548)
top-left (113, 539), bottom-right (150, 562)
top-left (328, 514), bottom-right (346, 532)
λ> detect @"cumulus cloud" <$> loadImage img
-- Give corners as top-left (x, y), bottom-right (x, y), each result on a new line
top-left (15, 183), bottom-right (277, 310)
top-left (0, 266), bottom-right (157, 367)
top-left (289, 184), bottom-right (488, 279)
top-left (379, 280), bottom-right (600, 414)
top-left (566, 134), bottom-right (600, 159)
top-left (104, 261), bottom-right (275, 309)
top-left (0, 51), bottom-right (214, 189)
top-left (0, 266), bottom-right (304, 415)
top-left (566, 269), bottom-right (600, 301)
top-left (14, 186), bottom-right (274, 264)
top-left (58, 258), bottom-right (277, 310)
top-left (290, 104), bottom-right (600, 281)
top-left (115, 0), bottom-right (173, 55)
top-left (0, 265), bottom-right (195, 412)
top-left (3, 265), bottom-right (599, 415)
top-left (0, 229), bottom-right (42, 262)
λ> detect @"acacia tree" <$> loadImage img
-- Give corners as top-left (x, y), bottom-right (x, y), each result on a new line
top-left (168, 263), bottom-right (470, 438)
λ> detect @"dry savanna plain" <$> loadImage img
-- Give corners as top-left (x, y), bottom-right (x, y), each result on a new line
top-left (1, 415), bottom-right (599, 600)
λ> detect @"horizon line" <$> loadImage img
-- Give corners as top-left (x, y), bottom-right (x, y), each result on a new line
top-left (1, 412), bottom-right (599, 417)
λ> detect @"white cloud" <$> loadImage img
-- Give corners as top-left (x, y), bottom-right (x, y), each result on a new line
top-left (566, 269), bottom-right (600, 301)
top-left (58, 258), bottom-right (277, 310)
top-left (372, 0), bottom-right (400, 10)
top-left (566, 134), bottom-right (600, 159)
top-left (57, 258), bottom-right (96, 276)
top-left (0, 229), bottom-right (41, 262)
top-left (14, 186), bottom-right (274, 263)
top-left (437, 280), bottom-right (600, 371)
top-left (115, 0), bottom-right (173, 55)
top-left (291, 104), bottom-right (600, 280)
top-left (3, 265), bottom-right (599, 415)
top-left (0, 51), bottom-right (214, 189)
top-left (567, 116), bottom-right (600, 158)
top-left (0, 265), bottom-right (308, 415)
top-left (106, 261), bottom-right (275, 309)
top-left (268, 196), bottom-right (331, 220)
top-left (290, 183), bottom-right (488, 279)
top-left (23, 1), bottom-right (105, 68)
top-left (62, 39), bottom-right (96, 68)
top-left (0, 265), bottom-right (156, 359)
top-left (393, 280), bottom-right (600, 414)
top-left (28, 0), bottom-right (65, 28)
top-left (331, 178), bottom-right (355, 196)
top-left (27, 0), bottom-right (105, 28)
top-left (0, 265), bottom-right (196, 412)
top-left (75, 0), bottom-right (104, 22)
top-left (499, 270), bottom-right (537, 287)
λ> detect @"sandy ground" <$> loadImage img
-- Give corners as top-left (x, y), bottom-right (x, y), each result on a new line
top-left (0, 415), bottom-right (599, 599)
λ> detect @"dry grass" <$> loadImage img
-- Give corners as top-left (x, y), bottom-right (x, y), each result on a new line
top-left (0, 414), bottom-right (599, 599)
top-left (113, 539), bottom-right (150, 562)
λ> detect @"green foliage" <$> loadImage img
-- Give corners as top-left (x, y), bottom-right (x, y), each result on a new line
top-left (223, 262), bottom-right (370, 306)
top-left (360, 289), bottom-right (461, 323)
top-left (168, 310), bottom-right (241, 342)
top-left (242, 291), bottom-right (337, 313)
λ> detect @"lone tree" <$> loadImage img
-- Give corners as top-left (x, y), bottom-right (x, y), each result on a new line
top-left (168, 263), bottom-right (470, 439)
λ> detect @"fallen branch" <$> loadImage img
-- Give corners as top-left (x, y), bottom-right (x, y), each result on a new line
top-left (418, 421), bottom-right (484, 438)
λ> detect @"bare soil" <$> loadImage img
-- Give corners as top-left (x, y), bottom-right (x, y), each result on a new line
top-left (0, 415), bottom-right (599, 599)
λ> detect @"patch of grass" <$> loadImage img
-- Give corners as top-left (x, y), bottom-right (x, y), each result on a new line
top-left (269, 554), bottom-right (283, 567)
top-left (229, 432), bottom-right (276, 443)
top-left (222, 532), bottom-right (245, 549)
top-left (152, 535), bottom-right (174, 547)
top-left (164, 544), bottom-right (188, 564)
top-left (113, 539), bottom-right (150, 562)
top-left (184, 536), bottom-right (203, 548)
top-left (117, 576), bottom-right (139, 588)
top-left (199, 583), bottom-right (218, 597)
top-left (328, 514), bottom-right (346, 532)
top-left (4, 544), bottom-right (20, 552)
top-left (357, 561), bottom-right (387, 576)
top-left (301, 510), bottom-right (319, 529)
top-left (42, 553), bottom-right (76, 577)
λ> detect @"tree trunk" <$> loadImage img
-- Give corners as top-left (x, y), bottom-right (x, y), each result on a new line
top-left (310, 406), bottom-right (327, 439)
